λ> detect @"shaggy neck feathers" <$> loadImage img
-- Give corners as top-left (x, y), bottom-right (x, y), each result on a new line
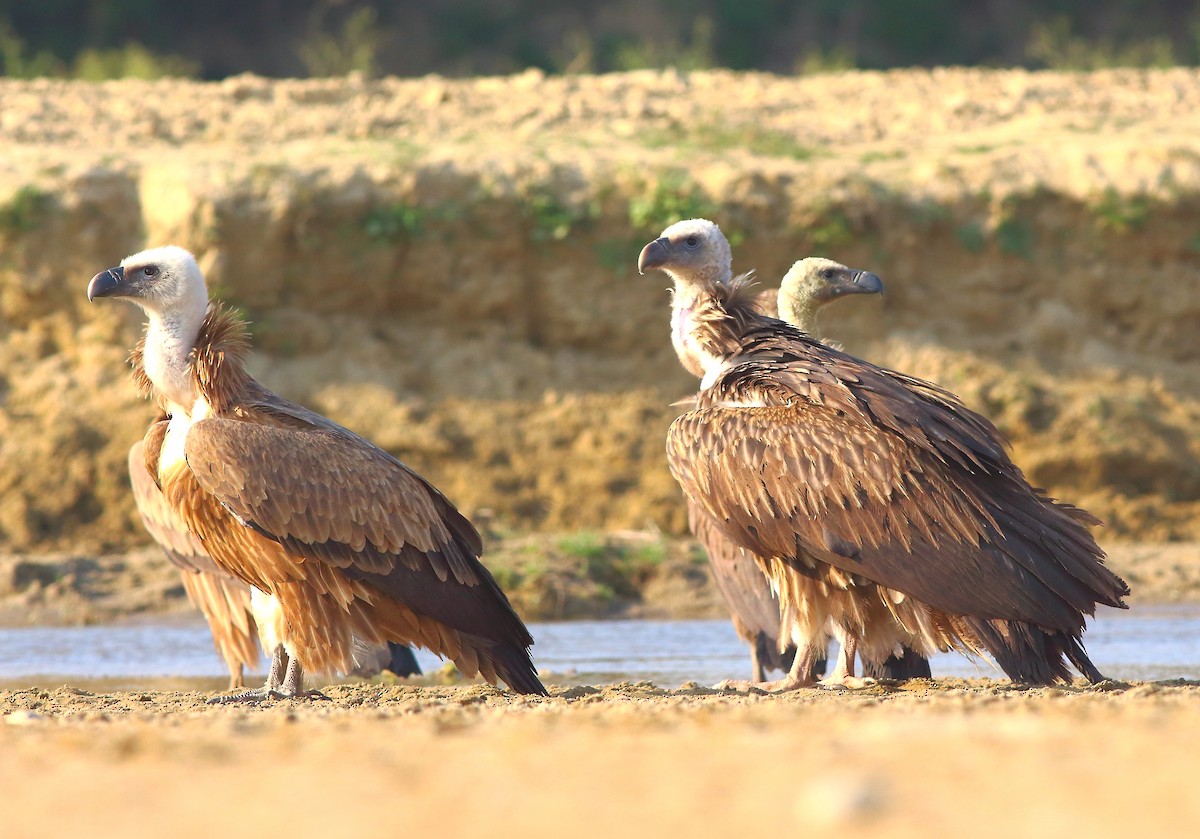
top-left (671, 272), bottom-right (762, 381)
top-left (132, 303), bottom-right (253, 415)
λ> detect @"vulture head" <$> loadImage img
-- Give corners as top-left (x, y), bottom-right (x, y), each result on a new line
top-left (637, 218), bottom-right (732, 288)
top-left (777, 257), bottom-right (883, 328)
top-left (87, 245), bottom-right (209, 323)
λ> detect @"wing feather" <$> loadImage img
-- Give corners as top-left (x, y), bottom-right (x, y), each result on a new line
top-left (183, 411), bottom-right (532, 649)
top-left (668, 335), bottom-right (1127, 632)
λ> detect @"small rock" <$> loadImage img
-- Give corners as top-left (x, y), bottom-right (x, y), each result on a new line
top-left (6, 710), bottom-right (46, 726)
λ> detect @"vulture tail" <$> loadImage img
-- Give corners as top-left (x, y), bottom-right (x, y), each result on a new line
top-left (862, 647), bottom-right (932, 681)
top-left (964, 617), bottom-right (1104, 685)
top-left (488, 642), bottom-right (548, 696)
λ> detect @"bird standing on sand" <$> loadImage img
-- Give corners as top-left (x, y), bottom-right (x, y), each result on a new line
top-left (693, 257), bottom-right (932, 684)
top-left (641, 219), bottom-right (1128, 690)
top-left (131, 441), bottom-right (425, 687)
top-left (90, 246), bottom-right (545, 700)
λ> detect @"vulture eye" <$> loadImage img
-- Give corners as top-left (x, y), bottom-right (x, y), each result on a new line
top-left (142, 265), bottom-right (159, 279)
top-left (685, 236), bottom-right (699, 248)
top-left (820, 268), bottom-right (834, 280)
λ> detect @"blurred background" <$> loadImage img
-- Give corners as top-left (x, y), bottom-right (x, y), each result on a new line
top-left (0, 0), bottom-right (1197, 629)
top-left (0, 0), bottom-right (1198, 79)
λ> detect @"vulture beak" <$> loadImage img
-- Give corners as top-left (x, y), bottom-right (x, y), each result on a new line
top-left (830, 270), bottom-right (884, 298)
top-left (848, 270), bottom-right (884, 296)
top-left (638, 237), bottom-right (670, 274)
top-left (87, 266), bottom-right (127, 301)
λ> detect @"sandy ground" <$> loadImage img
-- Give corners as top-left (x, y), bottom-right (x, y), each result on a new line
top-left (0, 677), bottom-right (1197, 837)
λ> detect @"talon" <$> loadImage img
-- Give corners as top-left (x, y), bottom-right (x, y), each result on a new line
top-left (207, 687), bottom-right (287, 705)
top-left (818, 675), bottom-right (877, 690)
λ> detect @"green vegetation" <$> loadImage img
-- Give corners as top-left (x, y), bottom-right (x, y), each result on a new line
top-left (995, 216), bottom-right (1036, 258)
top-left (0, 186), bottom-right (52, 235)
top-left (805, 207), bottom-right (854, 250)
top-left (5, 2), bottom-right (1198, 80)
top-left (640, 122), bottom-right (821, 162)
top-left (0, 19), bottom-right (194, 79)
top-left (364, 203), bottom-right (427, 242)
top-left (1092, 187), bottom-right (1152, 234)
top-left (484, 530), bottom-right (706, 621)
top-left (859, 150), bottom-right (907, 164)
top-left (72, 44), bottom-right (197, 80)
top-left (362, 200), bottom-right (465, 243)
top-left (1026, 16), bottom-right (1178, 70)
top-left (628, 172), bottom-right (718, 233)
top-left (525, 186), bottom-right (595, 243)
top-left (297, 4), bottom-right (382, 77)
top-left (955, 221), bottom-right (987, 253)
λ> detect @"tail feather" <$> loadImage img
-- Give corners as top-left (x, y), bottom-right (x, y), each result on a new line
top-left (963, 617), bottom-right (1104, 685)
top-left (862, 647), bottom-right (932, 680)
top-left (487, 641), bottom-right (548, 696)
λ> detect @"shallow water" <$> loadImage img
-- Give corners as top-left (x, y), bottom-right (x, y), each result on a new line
top-left (1, 606), bottom-right (1197, 687)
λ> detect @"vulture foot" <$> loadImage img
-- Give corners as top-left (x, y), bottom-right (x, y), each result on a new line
top-left (206, 686), bottom-right (332, 705)
top-left (207, 686), bottom-right (287, 705)
top-left (207, 653), bottom-right (331, 703)
top-left (817, 675), bottom-right (877, 690)
top-left (713, 676), bottom-right (813, 694)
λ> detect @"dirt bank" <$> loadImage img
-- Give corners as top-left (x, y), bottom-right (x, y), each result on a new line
top-left (0, 69), bottom-right (1198, 555)
top-left (0, 679), bottom-right (1197, 837)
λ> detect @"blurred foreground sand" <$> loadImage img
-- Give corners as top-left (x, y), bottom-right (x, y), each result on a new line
top-left (1, 679), bottom-right (1196, 837)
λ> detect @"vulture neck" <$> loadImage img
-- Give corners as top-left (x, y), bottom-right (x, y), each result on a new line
top-left (143, 306), bottom-right (205, 413)
top-left (777, 293), bottom-right (819, 334)
top-left (670, 275), bottom-right (754, 384)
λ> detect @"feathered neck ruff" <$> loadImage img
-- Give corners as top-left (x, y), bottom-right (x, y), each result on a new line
top-left (129, 302), bottom-right (253, 414)
top-left (674, 271), bottom-right (766, 361)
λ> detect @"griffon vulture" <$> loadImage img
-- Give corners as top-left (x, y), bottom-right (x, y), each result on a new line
top-left (91, 247), bottom-right (545, 700)
top-left (694, 258), bottom-right (871, 682)
top-left (688, 257), bottom-right (931, 686)
top-left (640, 219), bottom-right (1128, 689)
top-left (131, 439), bottom-right (424, 686)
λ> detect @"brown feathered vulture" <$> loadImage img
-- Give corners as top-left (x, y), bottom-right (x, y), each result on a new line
top-left (90, 246), bottom-right (544, 700)
top-left (696, 258), bottom-right (884, 682)
top-left (131, 436), bottom-right (424, 686)
top-left (640, 219), bottom-right (1128, 690)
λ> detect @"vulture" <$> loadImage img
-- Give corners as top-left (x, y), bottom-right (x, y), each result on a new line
top-left (131, 437), bottom-right (424, 686)
top-left (640, 219), bottom-right (1129, 690)
top-left (90, 246), bottom-right (545, 700)
top-left (694, 257), bottom-right (931, 684)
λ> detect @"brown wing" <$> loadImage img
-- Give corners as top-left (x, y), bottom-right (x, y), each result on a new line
top-left (181, 413), bottom-right (541, 694)
top-left (128, 440), bottom-right (259, 683)
top-left (689, 499), bottom-right (785, 645)
top-left (667, 339), bottom-right (1128, 634)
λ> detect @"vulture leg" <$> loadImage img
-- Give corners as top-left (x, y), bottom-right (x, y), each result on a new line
top-left (819, 628), bottom-right (875, 690)
top-left (207, 644), bottom-right (289, 704)
top-left (715, 644), bottom-right (821, 693)
top-left (206, 644), bottom-right (328, 703)
top-left (749, 637), bottom-right (768, 683)
top-left (276, 655), bottom-right (332, 702)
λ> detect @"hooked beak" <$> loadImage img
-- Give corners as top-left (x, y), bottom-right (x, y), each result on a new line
top-left (87, 266), bottom-right (126, 301)
top-left (637, 237), bottom-right (670, 274)
top-left (847, 270), bottom-right (884, 296)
